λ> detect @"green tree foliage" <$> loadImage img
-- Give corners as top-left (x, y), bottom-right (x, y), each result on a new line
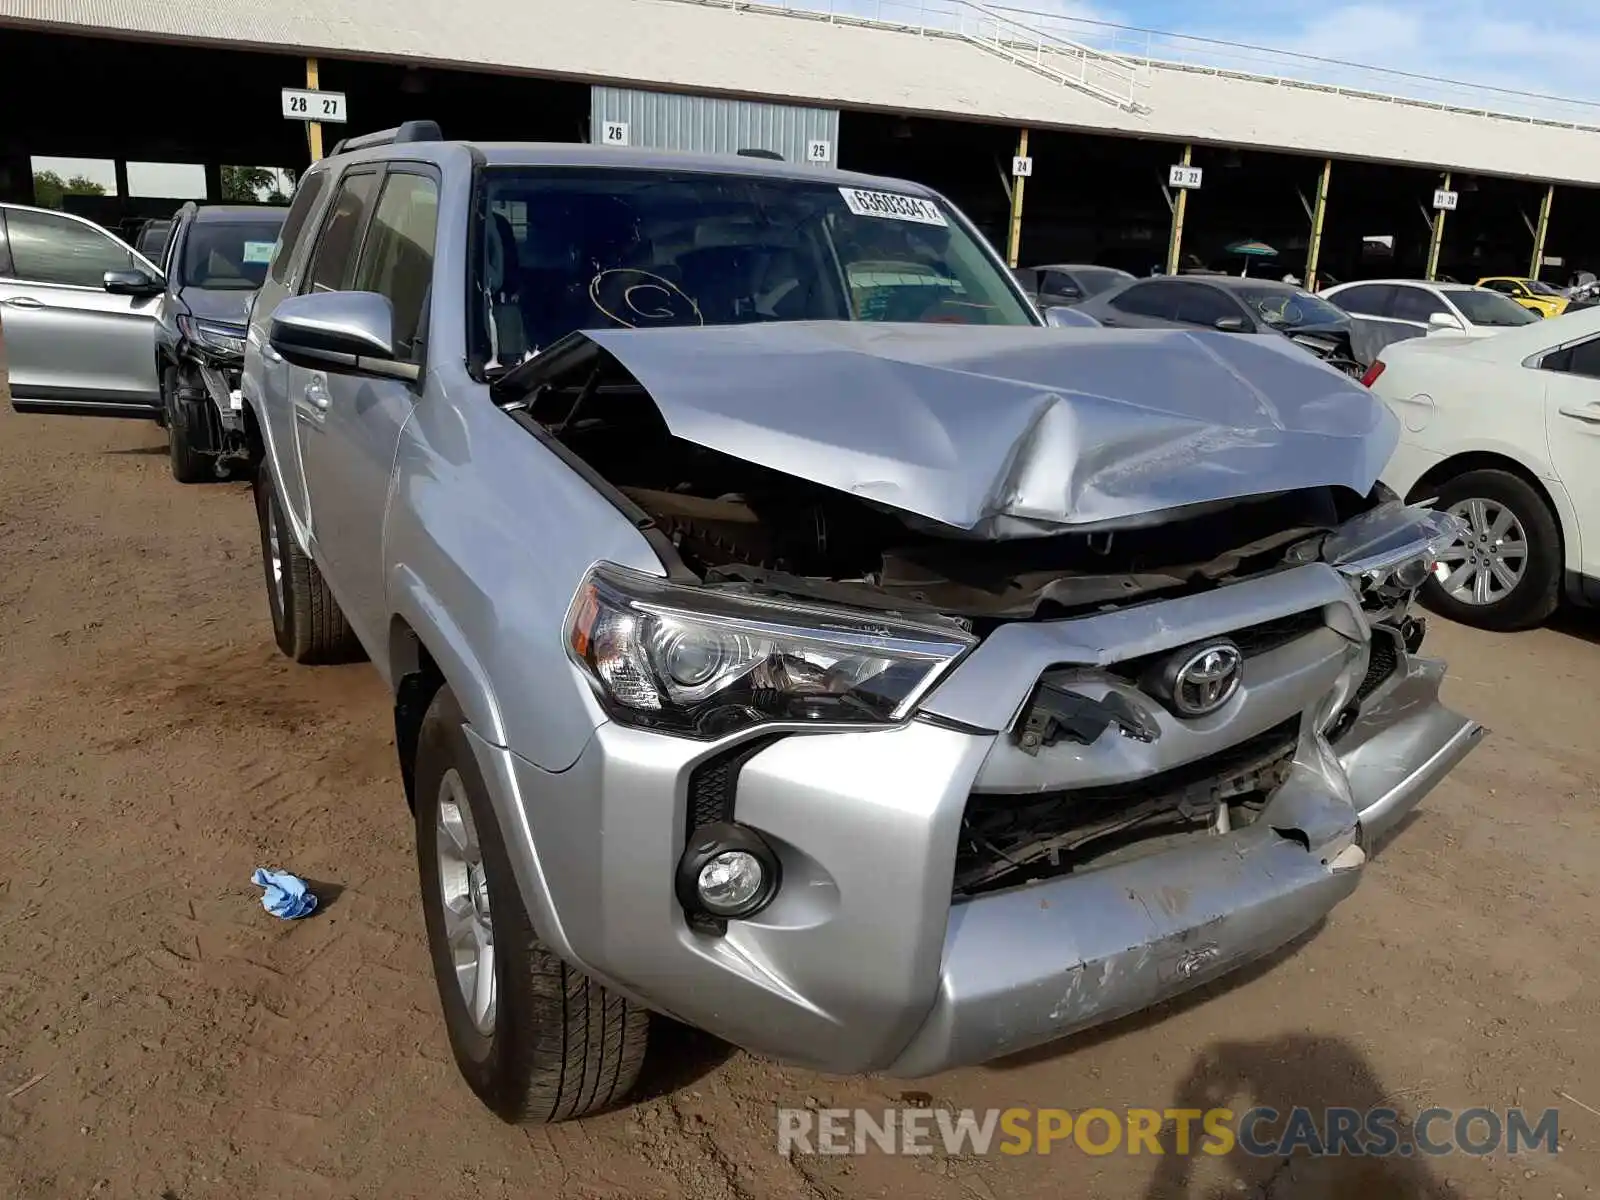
top-left (32, 170), bottom-right (106, 209)
top-left (222, 165), bottom-right (298, 203)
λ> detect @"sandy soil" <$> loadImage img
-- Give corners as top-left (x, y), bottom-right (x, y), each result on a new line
top-left (1, 395), bottom-right (1597, 1200)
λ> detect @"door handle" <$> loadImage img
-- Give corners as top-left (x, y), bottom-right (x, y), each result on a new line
top-left (1558, 405), bottom-right (1600, 425)
top-left (0, 296), bottom-right (43, 309)
top-left (303, 375), bottom-right (331, 412)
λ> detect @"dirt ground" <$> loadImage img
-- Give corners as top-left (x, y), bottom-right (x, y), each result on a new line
top-left (1, 396), bottom-right (1598, 1200)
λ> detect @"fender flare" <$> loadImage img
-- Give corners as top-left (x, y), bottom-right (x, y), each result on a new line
top-left (387, 562), bottom-right (508, 749)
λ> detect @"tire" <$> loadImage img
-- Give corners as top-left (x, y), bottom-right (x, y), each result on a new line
top-left (414, 687), bottom-right (648, 1123)
top-left (1419, 468), bottom-right (1561, 631)
top-left (164, 367), bottom-right (214, 484)
top-left (251, 462), bottom-right (364, 664)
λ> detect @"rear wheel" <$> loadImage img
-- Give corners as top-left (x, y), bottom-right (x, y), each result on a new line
top-left (251, 462), bottom-right (364, 664)
top-left (414, 687), bottom-right (649, 1122)
top-left (1420, 469), bottom-right (1561, 631)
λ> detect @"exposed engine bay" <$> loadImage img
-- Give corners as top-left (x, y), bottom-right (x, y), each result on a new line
top-left (506, 346), bottom-right (1392, 626)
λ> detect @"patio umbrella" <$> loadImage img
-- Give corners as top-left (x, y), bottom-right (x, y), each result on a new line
top-left (1227, 239), bottom-right (1278, 276)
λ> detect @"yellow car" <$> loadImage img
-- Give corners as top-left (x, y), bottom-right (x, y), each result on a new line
top-left (1476, 276), bottom-right (1569, 318)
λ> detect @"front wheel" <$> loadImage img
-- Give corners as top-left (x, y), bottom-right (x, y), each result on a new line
top-left (1420, 468), bottom-right (1561, 631)
top-left (164, 366), bottom-right (214, 484)
top-left (414, 687), bottom-right (649, 1122)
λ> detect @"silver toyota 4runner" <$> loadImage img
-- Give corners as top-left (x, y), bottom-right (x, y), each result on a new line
top-left (240, 123), bottom-right (1483, 1122)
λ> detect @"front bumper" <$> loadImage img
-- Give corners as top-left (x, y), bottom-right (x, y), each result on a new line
top-left (475, 569), bottom-right (1483, 1077)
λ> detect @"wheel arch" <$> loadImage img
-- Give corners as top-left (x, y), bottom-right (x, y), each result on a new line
top-left (386, 590), bottom-right (507, 812)
top-left (1404, 450), bottom-right (1574, 572)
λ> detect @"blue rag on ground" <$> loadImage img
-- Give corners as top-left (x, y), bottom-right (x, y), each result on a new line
top-left (251, 868), bottom-right (318, 919)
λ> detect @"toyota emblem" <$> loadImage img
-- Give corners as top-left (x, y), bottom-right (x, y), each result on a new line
top-left (1168, 642), bottom-right (1243, 717)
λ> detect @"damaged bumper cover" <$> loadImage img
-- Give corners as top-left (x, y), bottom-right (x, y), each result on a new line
top-left (474, 561), bottom-right (1482, 1078)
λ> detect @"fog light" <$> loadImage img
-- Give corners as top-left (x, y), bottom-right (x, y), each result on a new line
top-left (676, 821), bottom-right (781, 923)
top-left (697, 851), bottom-right (765, 915)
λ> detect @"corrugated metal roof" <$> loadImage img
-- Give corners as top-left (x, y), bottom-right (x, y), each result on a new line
top-left (3, 0), bottom-right (1598, 185)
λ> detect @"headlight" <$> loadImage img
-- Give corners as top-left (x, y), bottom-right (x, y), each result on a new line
top-left (566, 563), bottom-right (976, 738)
top-left (178, 315), bottom-right (247, 358)
top-left (1321, 501), bottom-right (1466, 607)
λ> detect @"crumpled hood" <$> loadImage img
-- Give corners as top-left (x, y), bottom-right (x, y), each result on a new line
top-left (179, 286), bottom-right (254, 326)
top-left (579, 321), bottom-right (1400, 538)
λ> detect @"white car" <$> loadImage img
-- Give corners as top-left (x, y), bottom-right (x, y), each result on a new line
top-left (1324, 278), bottom-right (1540, 340)
top-left (1364, 305), bottom-right (1600, 629)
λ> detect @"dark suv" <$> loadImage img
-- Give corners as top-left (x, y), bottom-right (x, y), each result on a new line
top-left (154, 202), bottom-right (288, 480)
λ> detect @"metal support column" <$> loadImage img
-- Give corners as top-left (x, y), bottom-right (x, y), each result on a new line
top-left (1006, 128), bottom-right (1029, 269)
top-left (1425, 172), bottom-right (1450, 282)
top-left (306, 58), bottom-right (324, 163)
top-left (1305, 158), bottom-right (1332, 291)
top-left (1165, 144), bottom-right (1192, 276)
top-left (1530, 183), bottom-right (1555, 280)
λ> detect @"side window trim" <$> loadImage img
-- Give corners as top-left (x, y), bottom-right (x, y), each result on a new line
top-left (298, 164), bottom-right (385, 298)
top-left (0, 209), bottom-right (13, 277)
top-left (352, 162), bottom-right (442, 373)
top-left (2, 206), bottom-right (150, 291)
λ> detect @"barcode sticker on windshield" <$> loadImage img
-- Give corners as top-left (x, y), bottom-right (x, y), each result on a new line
top-left (838, 187), bottom-right (947, 227)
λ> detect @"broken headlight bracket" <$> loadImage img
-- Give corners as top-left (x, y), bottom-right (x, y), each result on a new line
top-left (1014, 678), bottom-right (1160, 756)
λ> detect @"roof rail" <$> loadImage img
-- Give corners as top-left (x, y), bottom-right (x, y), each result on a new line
top-left (329, 120), bottom-right (443, 156)
top-left (736, 147), bottom-right (784, 160)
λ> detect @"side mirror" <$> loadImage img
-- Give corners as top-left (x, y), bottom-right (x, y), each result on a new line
top-left (267, 291), bottom-right (419, 381)
top-left (1427, 311), bottom-right (1464, 331)
top-left (1044, 305), bottom-right (1100, 328)
top-left (1214, 315), bottom-right (1250, 333)
top-left (104, 268), bottom-right (163, 297)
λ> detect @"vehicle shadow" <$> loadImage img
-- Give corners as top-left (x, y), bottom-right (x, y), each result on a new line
top-left (1141, 1033), bottom-right (1453, 1199)
top-left (1547, 605), bottom-right (1600, 647)
top-left (105, 443), bottom-right (167, 457)
top-left (630, 1016), bottom-right (738, 1103)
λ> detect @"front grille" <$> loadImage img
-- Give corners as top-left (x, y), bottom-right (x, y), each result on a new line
top-left (955, 716), bottom-right (1301, 897)
top-left (1106, 608), bottom-right (1325, 683)
top-left (1355, 633), bottom-right (1400, 703)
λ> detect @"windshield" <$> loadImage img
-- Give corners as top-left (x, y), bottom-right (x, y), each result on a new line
top-left (1449, 289), bottom-right (1541, 327)
top-left (181, 217), bottom-right (287, 291)
top-left (1232, 286), bottom-right (1348, 329)
top-left (472, 167), bottom-right (1034, 366)
top-left (1525, 279), bottom-right (1562, 297)
top-left (1073, 266), bottom-right (1134, 296)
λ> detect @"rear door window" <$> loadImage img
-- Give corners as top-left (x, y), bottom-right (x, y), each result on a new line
top-left (4, 208), bottom-right (137, 288)
top-left (1109, 280), bottom-right (1180, 318)
top-left (304, 170), bottom-right (379, 294)
top-left (1330, 284), bottom-right (1395, 317)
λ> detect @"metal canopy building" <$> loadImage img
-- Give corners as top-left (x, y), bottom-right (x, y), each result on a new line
top-left (2, 0), bottom-right (1598, 185)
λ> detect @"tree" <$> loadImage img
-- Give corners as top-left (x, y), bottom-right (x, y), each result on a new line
top-left (32, 170), bottom-right (106, 209)
top-left (221, 165), bottom-right (276, 202)
top-left (221, 165), bottom-right (298, 203)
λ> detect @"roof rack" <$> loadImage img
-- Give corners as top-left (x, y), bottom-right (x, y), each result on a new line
top-left (329, 120), bottom-right (443, 157)
top-left (736, 148), bottom-right (783, 160)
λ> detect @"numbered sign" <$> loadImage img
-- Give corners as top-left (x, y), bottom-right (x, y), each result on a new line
top-left (600, 121), bottom-right (631, 147)
top-left (281, 88), bottom-right (347, 124)
top-left (1012, 155), bottom-right (1034, 178)
top-left (807, 139), bottom-right (833, 164)
top-left (1432, 188), bottom-right (1459, 211)
top-left (1168, 164), bottom-right (1203, 190)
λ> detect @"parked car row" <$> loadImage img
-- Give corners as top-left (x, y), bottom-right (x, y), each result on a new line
top-left (1, 197), bottom-right (286, 482)
top-left (0, 129), bottom-right (1485, 1125)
